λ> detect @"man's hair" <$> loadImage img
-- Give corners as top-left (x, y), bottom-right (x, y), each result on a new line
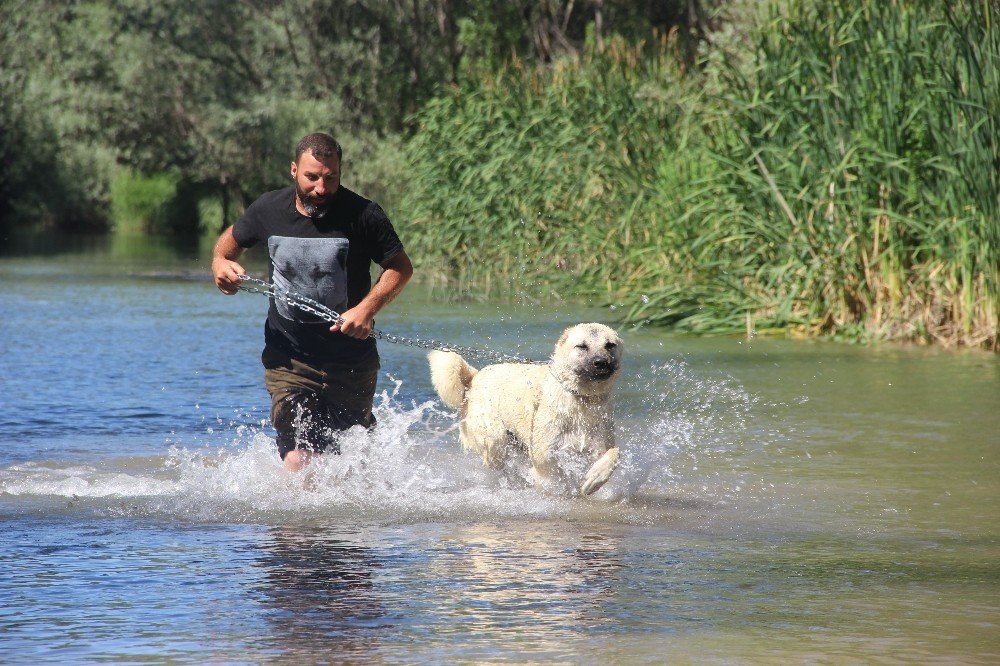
top-left (294, 133), bottom-right (343, 163)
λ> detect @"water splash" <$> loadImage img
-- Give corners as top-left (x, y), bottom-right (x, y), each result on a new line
top-left (0, 362), bottom-right (776, 528)
top-left (606, 357), bottom-right (765, 506)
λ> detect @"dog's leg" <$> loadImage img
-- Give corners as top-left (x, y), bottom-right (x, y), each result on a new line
top-left (580, 447), bottom-right (620, 496)
top-left (460, 416), bottom-right (510, 469)
top-left (526, 427), bottom-right (578, 492)
top-left (527, 447), bottom-right (565, 490)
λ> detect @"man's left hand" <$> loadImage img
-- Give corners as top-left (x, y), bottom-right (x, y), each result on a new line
top-left (330, 307), bottom-right (374, 339)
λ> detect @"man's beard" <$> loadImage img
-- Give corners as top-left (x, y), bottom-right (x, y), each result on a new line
top-left (296, 184), bottom-right (330, 218)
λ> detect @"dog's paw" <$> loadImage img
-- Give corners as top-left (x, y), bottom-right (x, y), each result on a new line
top-left (580, 447), bottom-right (620, 496)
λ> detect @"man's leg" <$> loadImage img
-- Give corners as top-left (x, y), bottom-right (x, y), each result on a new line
top-left (262, 347), bottom-right (380, 472)
top-left (263, 347), bottom-right (330, 471)
top-left (316, 352), bottom-right (380, 432)
top-left (282, 448), bottom-right (315, 473)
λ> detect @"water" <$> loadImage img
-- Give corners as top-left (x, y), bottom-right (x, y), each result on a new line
top-left (1, 241), bottom-right (998, 663)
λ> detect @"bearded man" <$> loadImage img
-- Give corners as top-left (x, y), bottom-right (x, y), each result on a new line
top-left (212, 132), bottom-right (413, 472)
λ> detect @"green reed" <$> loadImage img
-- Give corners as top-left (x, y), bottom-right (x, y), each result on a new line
top-left (403, 35), bottom-right (689, 300)
top-left (403, 1), bottom-right (998, 350)
top-left (662, 0), bottom-right (999, 348)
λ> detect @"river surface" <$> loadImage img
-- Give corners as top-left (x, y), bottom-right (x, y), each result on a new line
top-left (1, 237), bottom-right (998, 663)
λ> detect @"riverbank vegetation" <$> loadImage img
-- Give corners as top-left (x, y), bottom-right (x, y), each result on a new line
top-left (406, 1), bottom-right (998, 349)
top-left (2, 0), bottom-right (996, 349)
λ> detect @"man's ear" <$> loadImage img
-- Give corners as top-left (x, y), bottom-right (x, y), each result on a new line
top-left (290, 161), bottom-right (297, 180)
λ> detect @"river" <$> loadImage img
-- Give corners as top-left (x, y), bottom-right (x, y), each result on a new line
top-left (1, 236), bottom-right (998, 663)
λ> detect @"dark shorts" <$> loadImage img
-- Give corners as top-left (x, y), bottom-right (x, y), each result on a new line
top-left (262, 346), bottom-right (380, 460)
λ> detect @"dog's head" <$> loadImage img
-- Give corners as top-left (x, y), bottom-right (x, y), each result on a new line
top-left (550, 323), bottom-right (623, 396)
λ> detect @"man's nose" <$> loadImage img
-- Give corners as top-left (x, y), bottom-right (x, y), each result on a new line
top-left (313, 180), bottom-right (327, 195)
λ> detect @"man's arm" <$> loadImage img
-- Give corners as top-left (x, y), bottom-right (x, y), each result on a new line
top-left (211, 226), bottom-right (247, 295)
top-left (332, 250), bottom-right (414, 339)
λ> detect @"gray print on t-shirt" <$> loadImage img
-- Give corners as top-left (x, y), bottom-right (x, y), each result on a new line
top-left (268, 236), bottom-right (349, 321)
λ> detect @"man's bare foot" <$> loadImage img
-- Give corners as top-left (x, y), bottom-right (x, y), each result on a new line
top-left (283, 449), bottom-right (315, 473)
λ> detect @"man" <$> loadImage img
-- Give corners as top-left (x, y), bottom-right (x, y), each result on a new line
top-left (212, 132), bottom-right (413, 472)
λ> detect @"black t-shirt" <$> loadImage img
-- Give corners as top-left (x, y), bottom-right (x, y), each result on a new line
top-left (232, 185), bottom-right (404, 362)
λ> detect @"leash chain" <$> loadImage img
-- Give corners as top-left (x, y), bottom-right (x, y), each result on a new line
top-left (235, 274), bottom-right (542, 365)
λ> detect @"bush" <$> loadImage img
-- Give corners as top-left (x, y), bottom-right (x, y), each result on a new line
top-left (110, 170), bottom-right (204, 237)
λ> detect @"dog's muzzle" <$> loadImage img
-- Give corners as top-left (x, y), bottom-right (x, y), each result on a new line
top-left (583, 356), bottom-right (618, 381)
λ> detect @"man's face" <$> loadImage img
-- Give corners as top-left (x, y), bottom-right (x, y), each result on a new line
top-left (291, 150), bottom-right (341, 218)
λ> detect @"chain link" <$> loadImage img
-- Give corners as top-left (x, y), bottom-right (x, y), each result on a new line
top-left (236, 274), bottom-right (543, 365)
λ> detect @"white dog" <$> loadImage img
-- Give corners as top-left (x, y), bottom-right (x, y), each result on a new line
top-left (428, 323), bottom-right (623, 495)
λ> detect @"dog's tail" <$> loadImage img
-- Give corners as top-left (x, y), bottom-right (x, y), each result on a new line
top-left (428, 351), bottom-right (477, 409)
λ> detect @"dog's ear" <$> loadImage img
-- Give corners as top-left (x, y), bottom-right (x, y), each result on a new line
top-left (556, 328), bottom-right (571, 347)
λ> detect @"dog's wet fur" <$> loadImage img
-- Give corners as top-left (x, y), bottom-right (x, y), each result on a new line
top-left (428, 323), bottom-right (623, 495)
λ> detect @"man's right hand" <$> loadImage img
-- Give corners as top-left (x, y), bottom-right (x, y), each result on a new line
top-left (212, 257), bottom-right (246, 295)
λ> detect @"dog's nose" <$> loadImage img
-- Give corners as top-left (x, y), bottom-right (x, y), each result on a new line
top-left (592, 357), bottom-right (611, 370)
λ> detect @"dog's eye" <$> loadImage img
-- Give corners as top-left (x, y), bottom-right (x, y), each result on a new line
top-left (605, 342), bottom-right (617, 350)
top-left (575, 343), bottom-right (588, 350)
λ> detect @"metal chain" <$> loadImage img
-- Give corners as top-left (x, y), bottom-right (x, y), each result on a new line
top-left (236, 274), bottom-right (543, 365)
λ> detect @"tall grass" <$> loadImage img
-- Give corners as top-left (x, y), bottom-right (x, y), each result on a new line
top-left (110, 169), bottom-right (216, 239)
top-left (636, 0), bottom-right (998, 348)
top-left (403, 34), bottom-right (691, 300)
top-left (403, 0), bottom-right (998, 350)
top-left (110, 170), bottom-right (182, 235)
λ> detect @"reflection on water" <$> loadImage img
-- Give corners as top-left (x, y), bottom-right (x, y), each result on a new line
top-left (0, 229), bottom-right (272, 282)
top-left (2, 229), bottom-right (204, 262)
top-left (417, 525), bottom-right (625, 645)
top-left (251, 527), bottom-right (390, 661)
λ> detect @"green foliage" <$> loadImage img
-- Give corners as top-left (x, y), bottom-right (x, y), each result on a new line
top-left (110, 170), bottom-right (179, 234)
top-left (403, 0), bottom-right (998, 349)
top-left (197, 196), bottom-right (224, 240)
top-left (110, 169), bottom-right (207, 238)
top-left (1, 0), bottom-right (708, 235)
top-left (0, 1), bottom-right (114, 232)
top-left (0, 0), bottom-right (446, 230)
top-left (2, 0), bottom-right (995, 349)
top-left (629, 0), bottom-right (999, 348)
top-left (403, 36), bottom-right (692, 299)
